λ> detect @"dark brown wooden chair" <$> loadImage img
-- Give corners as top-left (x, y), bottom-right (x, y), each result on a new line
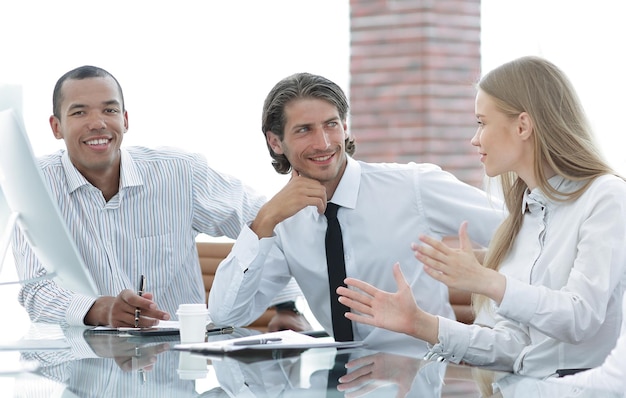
top-left (197, 241), bottom-right (275, 332)
top-left (449, 287), bottom-right (474, 324)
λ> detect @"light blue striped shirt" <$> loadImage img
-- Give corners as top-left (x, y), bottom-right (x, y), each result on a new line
top-left (13, 146), bottom-right (298, 326)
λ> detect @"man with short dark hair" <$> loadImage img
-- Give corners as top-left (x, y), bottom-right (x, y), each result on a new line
top-left (14, 65), bottom-right (309, 330)
top-left (209, 72), bottom-right (503, 353)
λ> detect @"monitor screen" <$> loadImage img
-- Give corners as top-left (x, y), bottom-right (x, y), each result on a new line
top-left (0, 108), bottom-right (98, 296)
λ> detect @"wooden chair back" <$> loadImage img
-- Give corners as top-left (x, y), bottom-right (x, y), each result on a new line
top-left (197, 241), bottom-right (275, 332)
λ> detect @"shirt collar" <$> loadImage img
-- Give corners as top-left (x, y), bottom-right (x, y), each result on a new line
top-left (60, 148), bottom-right (143, 193)
top-left (60, 151), bottom-right (89, 193)
top-left (119, 148), bottom-right (144, 189)
top-left (520, 174), bottom-right (568, 214)
top-left (327, 156), bottom-right (360, 211)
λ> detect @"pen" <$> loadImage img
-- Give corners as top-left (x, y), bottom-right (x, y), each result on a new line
top-left (206, 325), bottom-right (235, 335)
top-left (135, 275), bottom-right (145, 328)
top-left (232, 337), bottom-right (282, 346)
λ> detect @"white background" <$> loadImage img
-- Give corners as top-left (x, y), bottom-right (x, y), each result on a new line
top-left (0, 1), bottom-right (351, 200)
top-left (481, 0), bottom-right (626, 174)
top-left (2, 1), bottom-right (624, 199)
top-left (1, 0), bottom-right (624, 376)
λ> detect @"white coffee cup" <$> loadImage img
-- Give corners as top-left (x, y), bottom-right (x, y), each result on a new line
top-left (176, 303), bottom-right (209, 343)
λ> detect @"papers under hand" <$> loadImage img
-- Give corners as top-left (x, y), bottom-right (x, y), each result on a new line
top-left (89, 320), bottom-right (182, 333)
top-left (174, 330), bottom-right (363, 354)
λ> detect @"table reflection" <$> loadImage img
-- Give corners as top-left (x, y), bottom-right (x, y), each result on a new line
top-left (210, 347), bottom-right (448, 397)
top-left (489, 371), bottom-right (622, 398)
top-left (17, 326), bottom-right (199, 397)
top-left (6, 324), bottom-right (620, 398)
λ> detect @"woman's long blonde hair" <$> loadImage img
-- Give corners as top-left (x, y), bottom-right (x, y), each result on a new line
top-left (474, 56), bottom-right (617, 311)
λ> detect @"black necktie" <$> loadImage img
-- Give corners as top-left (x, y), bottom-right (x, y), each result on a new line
top-left (324, 202), bottom-right (354, 341)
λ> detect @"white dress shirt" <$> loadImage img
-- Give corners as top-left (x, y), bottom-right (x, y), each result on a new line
top-left (209, 157), bottom-right (504, 354)
top-left (13, 146), bottom-right (301, 326)
top-left (432, 175), bottom-right (626, 377)
top-left (554, 293), bottom-right (626, 396)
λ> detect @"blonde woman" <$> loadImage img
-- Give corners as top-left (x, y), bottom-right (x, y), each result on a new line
top-left (337, 56), bottom-right (626, 378)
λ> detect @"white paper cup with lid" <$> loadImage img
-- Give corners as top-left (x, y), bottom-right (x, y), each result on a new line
top-left (176, 303), bottom-right (209, 343)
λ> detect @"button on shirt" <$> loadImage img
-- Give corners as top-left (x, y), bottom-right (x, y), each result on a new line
top-left (209, 157), bottom-right (505, 355)
top-left (433, 175), bottom-right (626, 377)
top-left (13, 146), bottom-right (267, 326)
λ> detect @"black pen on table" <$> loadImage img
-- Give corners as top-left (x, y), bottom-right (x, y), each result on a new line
top-left (206, 325), bottom-right (235, 335)
top-left (135, 275), bottom-right (146, 328)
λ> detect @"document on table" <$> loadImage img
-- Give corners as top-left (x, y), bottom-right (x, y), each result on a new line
top-left (173, 329), bottom-right (364, 354)
top-left (89, 320), bottom-right (181, 332)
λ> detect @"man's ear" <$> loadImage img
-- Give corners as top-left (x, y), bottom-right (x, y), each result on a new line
top-left (266, 131), bottom-right (284, 154)
top-left (123, 110), bottom-right (129, 133)
top-left (517, 112), bottom-right (533, 141)
top-left (49, 115), bottom-right (63, 140)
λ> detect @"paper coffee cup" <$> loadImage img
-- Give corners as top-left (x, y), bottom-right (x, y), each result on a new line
top-left (176, 303), bottom-right (209, 343)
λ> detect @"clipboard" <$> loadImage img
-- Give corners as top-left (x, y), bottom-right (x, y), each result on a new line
top-left (125, 328), bottom-right (179, 336)
top-left (87, 320), bottom-right (183, 335)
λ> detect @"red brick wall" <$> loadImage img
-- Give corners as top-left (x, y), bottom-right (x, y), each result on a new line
top-left (349, 0), bottom-right (484, 187)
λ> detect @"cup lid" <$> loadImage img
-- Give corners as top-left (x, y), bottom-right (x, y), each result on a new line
top-left (176, 303), bottom-right (208, 314)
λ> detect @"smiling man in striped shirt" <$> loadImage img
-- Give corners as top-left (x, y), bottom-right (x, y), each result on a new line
top-left (13, 65), bottom-right (309, 331)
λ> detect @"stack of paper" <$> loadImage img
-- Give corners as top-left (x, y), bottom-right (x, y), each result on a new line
top-left (174, 330), bottom-right (363, 354)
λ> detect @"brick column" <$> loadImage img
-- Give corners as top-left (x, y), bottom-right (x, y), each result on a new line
top-left (350, 0), bottom-right (483, 187)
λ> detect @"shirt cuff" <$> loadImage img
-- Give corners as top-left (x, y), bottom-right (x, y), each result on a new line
top-left (428, 316), bottom-right (471, 364)
top-left (66, 294), bottom-right (98, 326)
top-left (497, 275), bottom-right (538, 324)
top-left (233, 225), bottom-right (275, 272)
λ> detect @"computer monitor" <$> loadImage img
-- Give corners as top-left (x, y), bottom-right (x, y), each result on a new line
top-left (0, 108), bottom-right (98, 296)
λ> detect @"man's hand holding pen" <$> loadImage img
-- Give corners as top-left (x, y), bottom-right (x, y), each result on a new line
top-left (84, 287), bottom-right (171, 328)
top-left (111, 289), bottom-right (171, 328)
top-left (83, 275), bottom-right (171, 327)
